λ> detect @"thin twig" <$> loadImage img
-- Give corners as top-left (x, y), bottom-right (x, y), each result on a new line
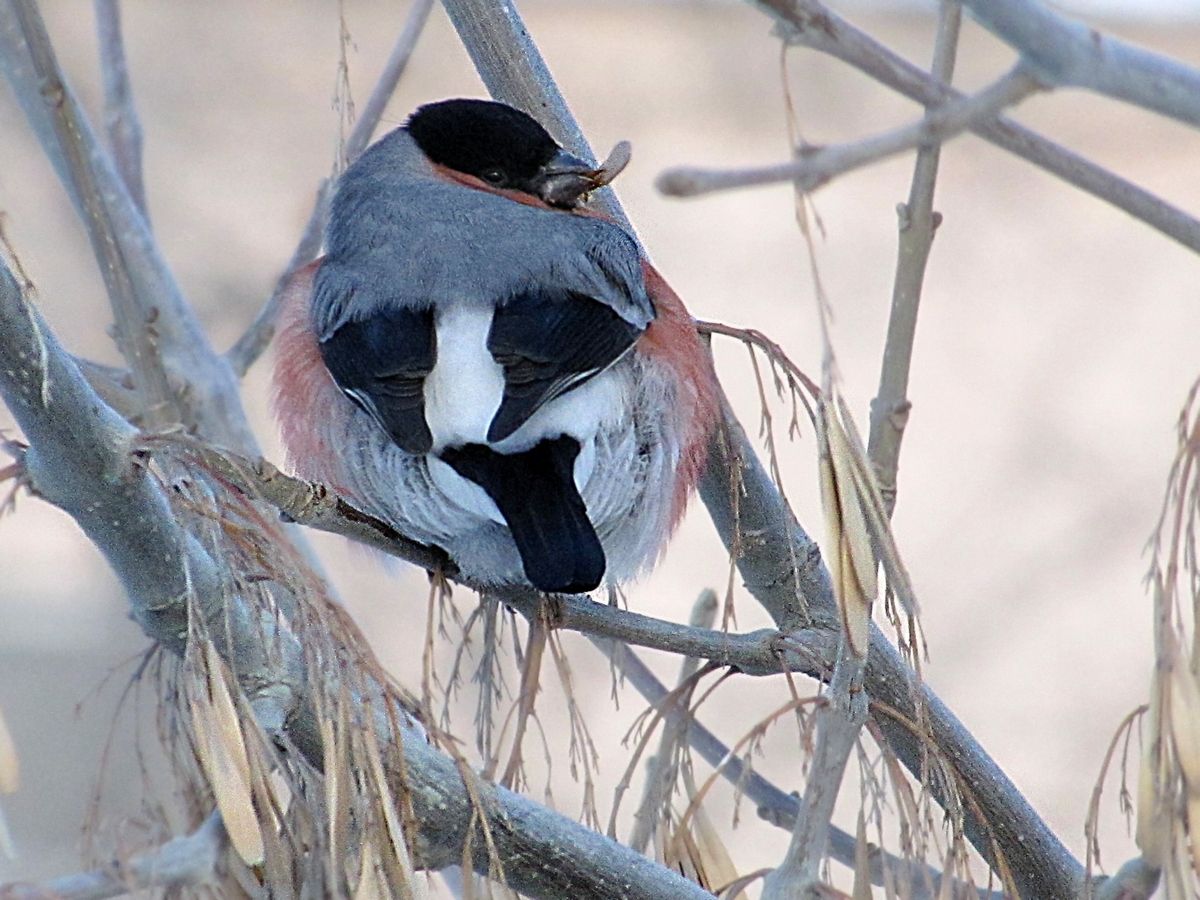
top-left (602, 640), bottom-right (999, 899)
top-left (658, 65), bottom-right (1041, 198)
top-left (960, 0), bottom-right (1200, 127)
top-left (629, 588), bottom-right (719, 854)
top-left (145, 431), bottom-right (1030, 900)
top-left (0, 4), bottom-right (258, 452)
top-left (150, 433), bottom-right (844, 677)
top-left (867, 0), bottom-right (961, 518)
top-left (225, 0), bottom-right (436, 376)
top-left (224, 185), bottom-right (330, 378)
top-left (762, 648), bottom-right (867, 899)
top-left (749, 0), bottom-right (1200, 254)
top-left (173, 431), bottom-right (1006, 900)
top-left (701, 384), bottom-right (1085, 896)
top-left (9, 0), bottom-right (173, 427)
top-left (346, 0), bottom-right (435, 163)
top-left (94, 0), bottom-right (148, 218)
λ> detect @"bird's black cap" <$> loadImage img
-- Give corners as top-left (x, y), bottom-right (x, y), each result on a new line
top-left (407, 98), bottom-right (563, 193)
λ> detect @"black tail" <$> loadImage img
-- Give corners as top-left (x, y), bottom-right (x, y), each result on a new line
top-left (440, 436), bottom-right (606, 593)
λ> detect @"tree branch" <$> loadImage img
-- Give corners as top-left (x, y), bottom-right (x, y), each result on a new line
top-left (658, 65), bottom-right (1042, 198)
top-left (701, 379), bottom-right (1085, 897)
top-left (750, 0), bottom-right (1200, 255)
top-left (599, 640), bottom-right (1002, 900)
top-left (629, 588), bottom-right (719, 855)
top-left (169, 437), bottom-right (841, 677)
top-left (0, 2), bottom-right (257, 451)
top-left (959, 0), bottom-right (1200, 127)
top-left (2, 810), bottom-right (226, 900)
top-left (94, 0), bottom-right (147, 219)
top-left (867, 0), bottom-right (961, 518)
top-left (7, 0), bottom-right (172, 426)
top-left (345, 0), bottom-right (435, 164)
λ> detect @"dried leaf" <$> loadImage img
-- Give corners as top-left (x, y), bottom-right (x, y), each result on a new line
top-left (838, 539), bottom-right (871, 656)
top-left (191, 703), bottom-right (264, 866)
top-left (1134, 727), bottom-right (1165, 867)
top-left (0, 704), bottom-right (18, 793)
top-left (818, 453), bottom-right (843, 594)
top-left (324, 688), bottom-right (354, 880)
top-left (835, 394), bottom-right (920, 618)
top-left (354, 839), bottom-right (391, 900)
top-left (818, 405), bottom-right (873, 656)
top-left (247, 747), bottom-right (292, 895)
top-left (716, 868), bottom-right (771, 899)
top-left (361, 717), bottom-right (421, 900)
top-left (190, 644), bottom-right (264, 866)
top-left (682, 766), bottom-right (739, 894)
top-left (665, 821), bottom-right (703, 886)
top-left (826, 411), bottom-right (878, 601)
top-left (592, 140), bottom-right (632, 186)
top-left (1169, 662), bottom-right (1200, 790)
top-left (203, 641), bottom-right (254, 789)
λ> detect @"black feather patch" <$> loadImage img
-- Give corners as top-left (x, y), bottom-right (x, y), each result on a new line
top-left (441, 436), bottom-right (605, 593)
top-left (319, 306), bottom-right (437, 454)
top-left (487, 286), bottom-right (643, 443)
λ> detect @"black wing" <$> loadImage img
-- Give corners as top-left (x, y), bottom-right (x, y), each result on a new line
top-left (486, 287), bottom-right (644, 443)
top-left (318, 306), bottom-right (437, 454)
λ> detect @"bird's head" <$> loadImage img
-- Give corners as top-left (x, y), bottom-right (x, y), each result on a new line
top-left (406, 98), bottom-right (629, 209)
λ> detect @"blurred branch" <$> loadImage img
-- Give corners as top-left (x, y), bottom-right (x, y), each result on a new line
top-left (960, 0), bottom-right (1200, 127)
top-left (763, 644), bottom-right (866, 899)
top-left (345, 0), bottom-right (435, 164)
top-left (94, 0), bottom-right (147, 218)
top-left (658, 64), bottom-right (1041, 198)
top-left (629, 588), bottom-right (719, 855)
top-left (1093, 857), bottom-right (1160, 900)
top-left (226, 0), bottom-right (436, 377)
top-left (1, 810), bottom-right (226, 900)
top-left (867, 0), bottom-right (961, 517)
top-left (6, 0), bottom-right (172, 427)
top-left (0, 1), bottom-right (257, 452)
top-left (750, 0), bottom-right (1200, 255)
top-left (225, 188), bottom-right (329, 379)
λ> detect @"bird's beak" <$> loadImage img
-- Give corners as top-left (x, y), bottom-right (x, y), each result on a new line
top-left (536, 149), bottom-right (603, 208)
top-left (536, 141), bottom-right (633, 209)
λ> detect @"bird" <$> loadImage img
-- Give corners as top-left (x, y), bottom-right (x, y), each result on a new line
top-left (273, 98), bottom-right (718, 595)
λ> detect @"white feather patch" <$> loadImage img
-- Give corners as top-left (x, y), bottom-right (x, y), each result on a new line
top-left (424, 304), bottom-right (505, 450)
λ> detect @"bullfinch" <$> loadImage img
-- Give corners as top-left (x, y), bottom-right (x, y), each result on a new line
top-left (274, 98), bottom-right (718, 594)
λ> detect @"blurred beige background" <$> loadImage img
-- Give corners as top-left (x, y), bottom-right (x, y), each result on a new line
top-left (2, 1), bottom-right (1199, 894)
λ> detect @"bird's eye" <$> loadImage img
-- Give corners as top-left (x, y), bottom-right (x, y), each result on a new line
top-left (481, 168), bottom-right (506, 185)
